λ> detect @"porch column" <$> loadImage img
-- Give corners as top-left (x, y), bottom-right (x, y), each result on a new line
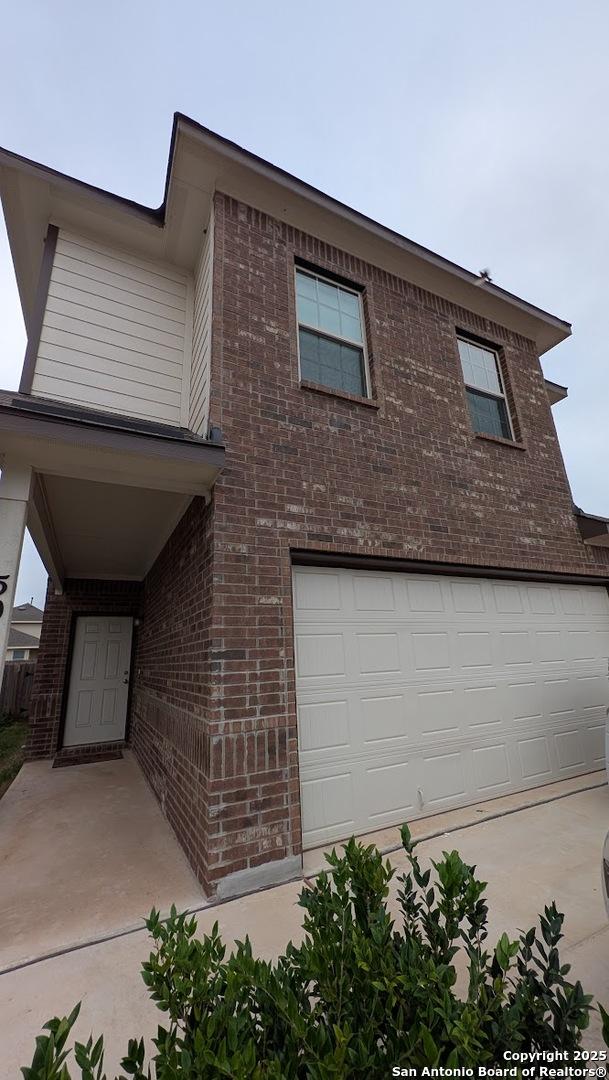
top-left (0, 462), bottom-right (33, 678)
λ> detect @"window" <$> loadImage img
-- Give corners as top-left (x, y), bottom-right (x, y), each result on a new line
top-left (296, 268), bottom-right (369, 396)
top-left (458, 337), bottom-right (513, 440)
top-left (11, 649), bottom-right (27, 660)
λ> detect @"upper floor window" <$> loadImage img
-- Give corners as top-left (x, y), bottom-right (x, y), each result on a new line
top-left (296, 268), bottom-right (369, 397)
top-left (458, 337), bottom-right (513, 440)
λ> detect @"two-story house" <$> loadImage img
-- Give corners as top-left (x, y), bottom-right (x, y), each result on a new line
top-left (1, 114), bottom-right (608, 899)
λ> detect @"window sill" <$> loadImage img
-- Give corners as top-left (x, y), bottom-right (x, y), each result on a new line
top-left (299, 379), bottom-right (380, 409)
top-left (474, 432), bottom-right (526, 451)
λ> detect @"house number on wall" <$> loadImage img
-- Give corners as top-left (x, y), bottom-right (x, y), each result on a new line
top-left (0, 575), bottom-right (10, 620)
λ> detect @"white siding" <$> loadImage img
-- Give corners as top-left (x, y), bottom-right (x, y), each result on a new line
top-left (32, 230), bottom-right (192, 427)
top-left (11, 621), bottom-right (42, 640)
top-left (189, 216), bottom-right (214, 435)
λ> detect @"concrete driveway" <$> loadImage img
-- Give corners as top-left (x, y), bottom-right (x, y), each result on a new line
top-left (1, 763), bottom-right (607, 1076)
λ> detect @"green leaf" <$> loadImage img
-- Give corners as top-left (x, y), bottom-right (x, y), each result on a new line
top-left (19, 837), bottom-right (596, 1075)
top-left (599, 1003), bottom-right (609, 1048)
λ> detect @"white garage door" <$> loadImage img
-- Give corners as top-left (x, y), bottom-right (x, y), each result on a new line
top-left (293, 566), bottom-right (609, 849)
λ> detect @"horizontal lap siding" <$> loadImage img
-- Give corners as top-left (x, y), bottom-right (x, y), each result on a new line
top-left (32, 230), bottom-right (190, 426)
top-left (189, 216), bottom-right (213, 435)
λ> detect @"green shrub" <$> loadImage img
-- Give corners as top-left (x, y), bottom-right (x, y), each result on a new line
top-left (23, 825), bottom-right (608, 1079)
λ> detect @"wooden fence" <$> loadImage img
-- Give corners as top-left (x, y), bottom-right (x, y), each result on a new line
top-left (0, 661), bottom-right (36, 718)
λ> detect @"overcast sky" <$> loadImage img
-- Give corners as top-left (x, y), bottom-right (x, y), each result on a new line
top-left (1, 0), bottom-right (607, 607)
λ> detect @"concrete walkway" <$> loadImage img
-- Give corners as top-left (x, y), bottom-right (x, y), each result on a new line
top-left (1, 769), bottom-right (608, 1075)
top-left (0, 753), bottom-right (205, 971)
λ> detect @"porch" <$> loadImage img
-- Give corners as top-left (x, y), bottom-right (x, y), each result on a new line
top-left (0, 389), bottom-right (224, 759)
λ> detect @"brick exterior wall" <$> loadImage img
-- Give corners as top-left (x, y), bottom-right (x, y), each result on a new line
top-left (211, 192), bottom-right (609, 577)
top-left (129, 497), bottom-right (215, 887)
top-left (185, 191), bottom-right (609, 891)
top-left (25, 192), bottom-right (609, 896)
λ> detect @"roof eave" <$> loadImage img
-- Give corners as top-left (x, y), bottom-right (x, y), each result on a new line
top-left (574, 508), bottom-right (609, 547)
top-left (172, 113), bottom-right (571, 354)
top-left (544, 379), bottom-right (569, 405)
top-left (0, 112), bottom-right (572, 354)
top-left (0, 144), bottom-right (163, 224)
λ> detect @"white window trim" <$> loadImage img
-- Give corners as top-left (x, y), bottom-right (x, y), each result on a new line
top-left (458, 336), bottom-right (515, 441)
top-left (295, 266), bottom-right (372, 398)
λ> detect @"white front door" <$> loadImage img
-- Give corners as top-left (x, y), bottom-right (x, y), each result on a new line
top-left (63, 616), bottom-right (133, 747)
top-left (293, 567), bottom-right (609, 849)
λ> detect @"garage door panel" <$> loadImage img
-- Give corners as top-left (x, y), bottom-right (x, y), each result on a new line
top-left (298, 701), bottom-right (350, 753)
top-left (506, 679), bottom-right (544, 722)
top-left (357, 632), bottom-right (401, 674)
top-left (361, 694), bottom-right (408, 743)
top-left (366, 759), bottom-right (415, 823)
top-left (353, 574), bottom-right (396, 611)
top-left (536, 630), bottom-right (566, 665)
top-left (554, 729), bottom-right (586, 770)
top-left (472, 743), bottom-right (511, 793)
top-left (585, 590), bottom-right (609, 615)
top-left (417, 688), bottom-right (460, 736)
top-left (463, 685), bottom-right (502, 731)
top-left (294, 567), bottom-right (609, 849)
top-left (456, 631), bottom-right (494, 668)
top-left (587, 724), bottom-right (606, 767)
top-left (421, 750), bottom-right (469, 809)
top-left (500, 630), bottom-right (533, 667)
top-left (573, 674), bottom-right (608, 710)
top-left (450, 580), bottom-right (486, 613)
top-left (543, 677), bottom-right (576, 718)
top-left (293, 571), bottom-right (342, 611)
top-left (406, 578), bottom-right (445, 612)
top-left (567, 630), bottom-right (597, 662)
top-left (527, 587), bottom-right (556, 614)
top-left (559, 587), bottom-right (585, 615)
top-left (411, 631), bottom-right (450, 671)
top-left (493, 584), bottom-right (525, 614)
top-left (300, 773), bottom-right (355, 845)
top-left (517, 735), bottom-right (553, 780)
top-left (295, 633), bottom-right (346, 679)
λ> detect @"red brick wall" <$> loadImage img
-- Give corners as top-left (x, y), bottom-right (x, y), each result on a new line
top-left (129, 496), bottom-right (215, 887)
top-left (195, 192), bottom-right (609, 890)
top-left (210, 194), bottom-right (609, 575)
top-left (27, 579), bottom-right (142, 759)
top-left (130, 492), bottom-right (294, 892)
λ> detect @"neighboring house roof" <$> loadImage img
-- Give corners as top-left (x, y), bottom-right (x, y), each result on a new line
top-left (7, 627), bottom-right (39, 648)
top-left (11, 603), bottom-right (43, 623)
